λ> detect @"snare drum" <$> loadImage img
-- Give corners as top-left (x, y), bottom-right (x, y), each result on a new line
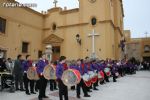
top-left (104, 68), bottom-right (111, 76)
top-left (98, 70), bottom-right (104, 80)
top-left (82, 73), bottom-right (91, 87)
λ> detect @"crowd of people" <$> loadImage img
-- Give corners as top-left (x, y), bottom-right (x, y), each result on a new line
top-left (0, 54), bottom-right (149, 100)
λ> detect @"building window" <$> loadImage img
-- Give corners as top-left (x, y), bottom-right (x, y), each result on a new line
top-left (0, 50), bottom-right (7, 58)
top-left (91, 17), bottom-right (97, 26)
top-left (38, 50), bottom-right (42, 58)
top-left (22, 42), bottom-right (29, 53)
top-left (0, 17), bottom-right (6, 34)
top-left (52, 23), bottom-right (57, 31)
top-left (144, 45), bottom-right (150, 53)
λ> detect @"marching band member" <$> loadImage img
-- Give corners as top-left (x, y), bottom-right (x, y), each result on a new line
top-left (104, 61), bottom-right (110, 82)
top-left (98, 60), bottom-right (106, 85)
top-left (22, 55), bottom-right (36, 95)
top-left (111, 61), bottom-right (118, 82)
top-left (36, 53), bottom-right (49, 100)
top-left (56, 56), bottom-right (68, 100)
top-left (91, 60), bottom-right (99, 90)
top-left (49, 61), bottom-right (58, 91)
top-left (70, 59), bottom-right (90, 98)
top-left (84, 59), bottom-right (93, 92)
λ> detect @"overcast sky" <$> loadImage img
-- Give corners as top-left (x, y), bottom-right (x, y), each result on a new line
top-left (16, 0), bottom-right (150, 38)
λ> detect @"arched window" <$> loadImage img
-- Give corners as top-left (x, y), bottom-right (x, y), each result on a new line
top-left (91, 17), bottom-right (97, 26)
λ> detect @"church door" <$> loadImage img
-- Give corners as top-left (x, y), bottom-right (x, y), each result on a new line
top-left (52, 46), bottom-right (60, 61)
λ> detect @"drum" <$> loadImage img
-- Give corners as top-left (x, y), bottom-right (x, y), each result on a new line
top-left (62, 69), bottom-right (81, 87)
top-left (82, 73), bottom-right (91, 87)
top-left (27, 67), bottom-right (39, 80)
top-left (98, 70), bottom-right (104, 80)
top-left (104, 68), bottom-right (111, 76)
top-left (115, 72), bottom-right (119, 77)
top-left (88, 71), bottom-right (98, 83)
top-left (43, 65), bottom-right (56, 80)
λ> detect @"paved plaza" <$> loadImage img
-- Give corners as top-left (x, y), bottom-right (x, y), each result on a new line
top-left (0, 71), bottom-right (150, 100)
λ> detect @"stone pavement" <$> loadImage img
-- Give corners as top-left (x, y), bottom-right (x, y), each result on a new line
top-left (0, 71), bottom-right (150, 100)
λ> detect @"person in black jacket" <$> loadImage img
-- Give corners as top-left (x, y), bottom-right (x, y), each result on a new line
top-left (13, 54), bottom-right (24, 91)
top-left (0, 58), bottom-right (7, 72)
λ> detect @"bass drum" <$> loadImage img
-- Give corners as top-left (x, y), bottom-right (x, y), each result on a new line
top-left (104, 68), bottom-right (111, 76)
top-left (98, 70), bottom-right (104, 80)
top-left (27, 67), bottom-right (39, 80)
top-left (88, 71), bottom-right (98, 83)
top-left (43, 65), bottom-right (56, 80)
top-left (62, 69), bottom-right (81, 87)
top-left (82, 73), bottom-right (91, 87)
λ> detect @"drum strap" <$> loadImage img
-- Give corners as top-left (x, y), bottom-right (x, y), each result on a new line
top-left (87, 63), bottom-right (91, 70)
top-left (81, 64), bottom-right (84, 74)
top-left (63, 63), bottom-right (68, 70)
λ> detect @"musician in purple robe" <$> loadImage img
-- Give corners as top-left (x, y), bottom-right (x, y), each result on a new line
top-left (111, 61), bottom-right (118, 82)
top-left (91, 60), bottom-right (99, 90)
top-left (22, 55), bottom-right (36, 95)
top-left (56, 56), bottom-right (68, 100)
top-left (36, 53), bottom-right (49, 100)
top-left (70, 59), bottom-right (90, 98)
top-left (103, 61), bottom-right (110, 82)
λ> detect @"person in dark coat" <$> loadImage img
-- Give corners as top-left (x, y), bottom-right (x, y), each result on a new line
top-left (13, 54), bottom-right (24, 91)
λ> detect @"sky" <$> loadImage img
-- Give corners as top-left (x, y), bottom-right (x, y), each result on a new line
top-left (15, 0), bottom-right (150, 38)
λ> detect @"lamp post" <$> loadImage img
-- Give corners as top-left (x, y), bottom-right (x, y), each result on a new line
top-left (45, 45), bottom-right (53, 62)
top-left (76, 34), bottom-right (81, 45)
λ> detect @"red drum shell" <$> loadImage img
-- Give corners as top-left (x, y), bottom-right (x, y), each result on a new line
top-left (73, 69), bottom-right (81, 83)
top-left (91, 76), bottom-right (98, 83)
top-left (104, 68), bottom-right (111, 76)
top-left (82, 74), bottom-right (92, 87)
top-left (106, 72), bottom-right (111, 76)
top-left (84, 81), bottom-right (91, 87)
top-left (98, 71), bottom-right (104, 80)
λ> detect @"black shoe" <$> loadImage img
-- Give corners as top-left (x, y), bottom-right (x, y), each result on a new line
top-left (93, 88), bottom-right (99, 90)
top-left (50, 89), bottom-right (54, 91)
top-left (31, 92), bottom-right (36, 94)
top-left (106, 80), bottom-right (110, 82)
top-left (88, 90), bottom-right (92, 92)
top-left (26, 92), bottom-right (31, 95)
top-left (35, 89), bottom-right (38, 92)
top-left (84, 94), bottom-right (91, 97)
top-left (38, 98), bottom-right (42, 100)
top-left (16, 88), bottom-right (20, 91)
top-left (43, 96), bottom-right (49, 98)
top-left (54, 88), bottom-right (58, 90)
top-left (77, 95), bottom-right (80, 98)
top-left (20, 89), bottom-right (25, 91)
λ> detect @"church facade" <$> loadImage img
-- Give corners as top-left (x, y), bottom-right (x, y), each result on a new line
top-left (0, 0), bottom-right (124, 60)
